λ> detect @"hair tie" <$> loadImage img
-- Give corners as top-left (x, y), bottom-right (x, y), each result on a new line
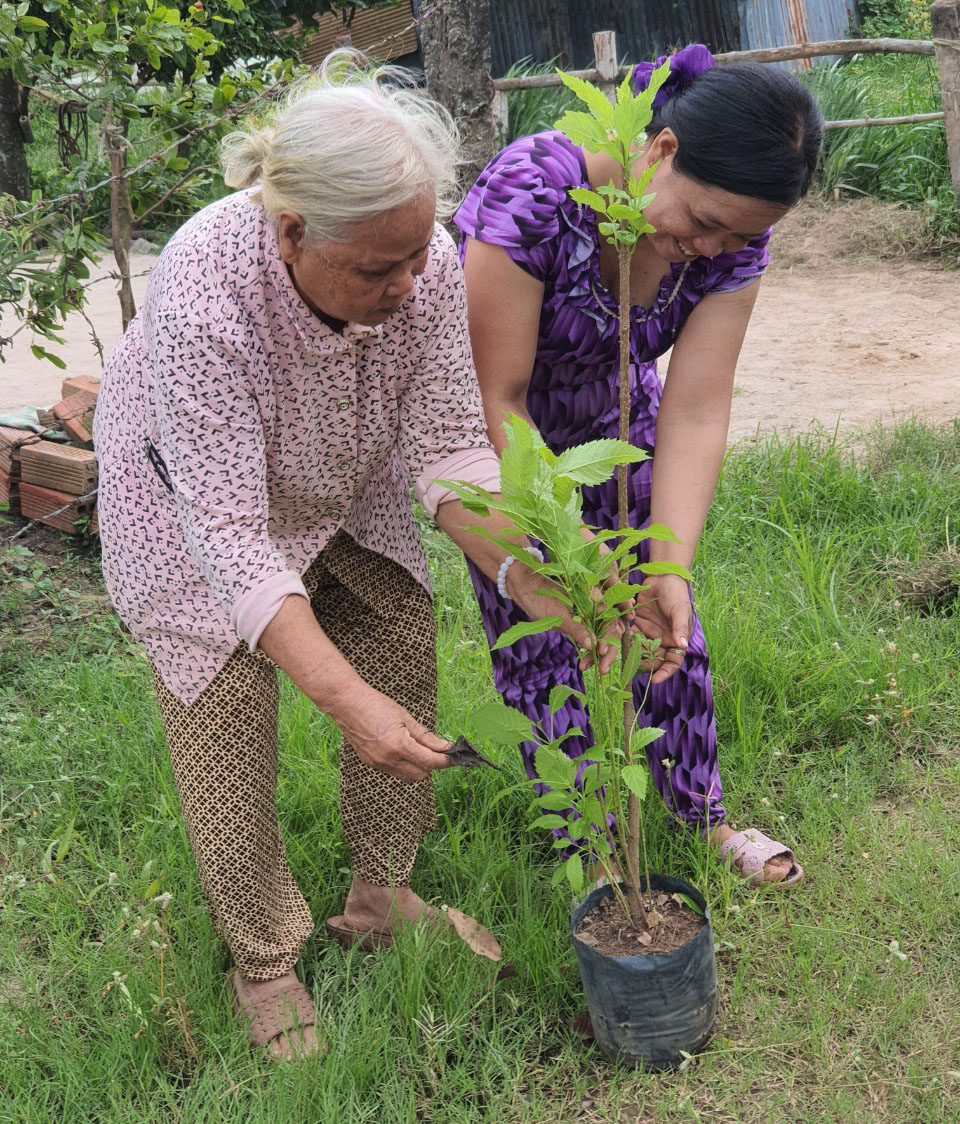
top-left (631, 42), bottom-right (715, 106)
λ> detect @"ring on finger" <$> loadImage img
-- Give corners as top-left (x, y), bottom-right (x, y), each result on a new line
top-left (665, 646), bottom-right (686, 656)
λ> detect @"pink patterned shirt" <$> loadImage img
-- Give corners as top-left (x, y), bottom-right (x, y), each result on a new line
top-left (94, 190), bottom-right (500, 704)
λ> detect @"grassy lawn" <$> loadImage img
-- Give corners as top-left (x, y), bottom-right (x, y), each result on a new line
top-left (1, 420), bottom-right (958, 1123)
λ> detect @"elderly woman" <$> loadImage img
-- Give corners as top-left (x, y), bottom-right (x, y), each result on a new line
top-left (93, 58), bottom-right (603, 1059)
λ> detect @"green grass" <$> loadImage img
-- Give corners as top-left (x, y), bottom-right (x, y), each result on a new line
top-left (802, 54), bottom-right (959, 261)
top-left (2, 420), bottom-right (959, 1123)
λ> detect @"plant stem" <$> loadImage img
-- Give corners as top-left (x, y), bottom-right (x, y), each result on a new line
top-left (617, 240), bottom-right (648, 931)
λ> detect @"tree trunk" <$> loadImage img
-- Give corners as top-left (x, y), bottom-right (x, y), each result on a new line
top-left (0, 73), bottom-right (31, 200)
top-left (103, 110), bottom-right (136, 331)
top-left (420, 0), bottom-right (496, 195)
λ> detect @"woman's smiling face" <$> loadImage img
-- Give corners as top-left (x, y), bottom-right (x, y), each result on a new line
top-left (638, 128), bottom-right (790, 263)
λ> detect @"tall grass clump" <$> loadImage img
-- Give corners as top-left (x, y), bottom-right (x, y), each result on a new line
top-left (496, 57), bottom-right (578, 145)
top-left (801, 31), bottom-right (959, 260)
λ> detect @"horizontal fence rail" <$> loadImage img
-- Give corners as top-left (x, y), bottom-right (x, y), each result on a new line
top-left (490, 38), bottom-right (936, 92)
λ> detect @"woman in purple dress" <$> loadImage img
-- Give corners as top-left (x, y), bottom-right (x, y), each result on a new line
top-left (455, 46), bottom-right (822, 886)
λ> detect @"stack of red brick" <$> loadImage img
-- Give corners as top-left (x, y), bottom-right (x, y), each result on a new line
top-left (1, 375), bottom-right (101, 534)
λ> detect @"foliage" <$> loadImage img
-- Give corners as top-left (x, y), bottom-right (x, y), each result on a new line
top-left (0, 0), bottom-right (308, 360)
top-left (859, 0), bottom-right (932, 39)
top-left (446, 416), bottom-right (689, 919)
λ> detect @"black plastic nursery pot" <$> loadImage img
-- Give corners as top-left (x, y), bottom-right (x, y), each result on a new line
top-left (570, 874), bottom-right (717, 1070)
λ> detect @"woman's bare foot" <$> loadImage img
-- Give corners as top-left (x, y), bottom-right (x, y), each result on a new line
top-left (231, 970), bottom-right (322, 1060)
top-left (707, 824), bottom-right (795, 883)
top-left (338, 876), bottom-right (501, 960)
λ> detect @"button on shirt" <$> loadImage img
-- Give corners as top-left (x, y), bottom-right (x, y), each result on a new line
top-left (94, 190), bottom-right (501, 704)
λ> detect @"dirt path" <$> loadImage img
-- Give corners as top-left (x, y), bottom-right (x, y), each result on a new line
top-left (2, 204), bottom-right (958, 440)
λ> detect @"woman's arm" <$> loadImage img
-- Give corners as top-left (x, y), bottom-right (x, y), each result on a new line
top-left (460, 238), bottom-right (544, 453)
top-left (634, 281), bottom-right (761, 656)
top-left (259, 599), bottom-right (452, 783)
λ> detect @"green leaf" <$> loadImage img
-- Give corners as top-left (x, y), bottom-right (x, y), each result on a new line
top-left (492, 616), bottom-right (563, 651)
top-left (30, 344), bottom-right (66, 369)
top-left (621, 636), bottom-right (651, 686)
top-left (564, 853), bottom-right (584, 893)
top-left (554, 109), bottom-right (611, 152)
top-left (630, 726), bottom-right (666, 756)
top-left (530, 814), bottom-right (568, 832)
top-left (469, 699), bottom-right (536, 747)
top-left (548, 684), bottom-right (584, 716)
top-left (568, 187), bottom-right (607, 213)
top-left (18, 15), bottom-right (49, 29)
top-left (578, 793), bottom-right (608, 827)
top-left (534, 745), bottom-right (579, 790)
top-left (639, 560), bottom-right (694, 581)
top-left (637, 523), bottom-right (681, 544)
top-left (602, 582), bottom-right (643, 605)
top-left (606, 202), bottom-right (644, 222)
top-left (672, 891), bottom-right (705, 916)
top-left (557, 71), bottom-right (615, 123)
top-left (536, 790), bottom-right (576, 812)
top-left (581, 766), bottom-right (610, 796)
top-left (622, 763), bottom-right (649, 802)
top-left (553, 439), bottom-right (648, 486)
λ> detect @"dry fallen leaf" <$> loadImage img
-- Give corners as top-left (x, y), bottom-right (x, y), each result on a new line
top-left (443, 906), bottom-right (502, 961)
top-left (445, 736), bottom-right (500, 770)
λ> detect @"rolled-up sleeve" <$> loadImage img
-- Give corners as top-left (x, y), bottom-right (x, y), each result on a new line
top-left (399, 228), bottom-right (501, 518)
top-left (145, 245), bottom-right (308, 648)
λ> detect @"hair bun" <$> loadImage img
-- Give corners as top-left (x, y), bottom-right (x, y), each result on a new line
top-left (632, 43), bottom-right (715, 105)
top-left (220, 128), bottom-right (275, 190)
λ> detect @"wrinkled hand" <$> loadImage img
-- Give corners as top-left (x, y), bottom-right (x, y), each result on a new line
top-left (630, 573), bottom-right (692, 685)
top-left (331, 688), bottom-right (453, 783)
top-left (506, 559), bottom-right (624, 675)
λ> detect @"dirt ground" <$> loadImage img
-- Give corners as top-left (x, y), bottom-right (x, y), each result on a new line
top-left (1, 200), bottom-right (957, 442)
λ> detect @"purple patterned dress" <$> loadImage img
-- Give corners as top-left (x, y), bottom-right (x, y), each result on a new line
top-left (454, 126), bottom-right (770, 835)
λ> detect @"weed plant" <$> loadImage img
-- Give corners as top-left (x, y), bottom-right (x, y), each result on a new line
top-left (1, 420), bottom-right (958, 1122)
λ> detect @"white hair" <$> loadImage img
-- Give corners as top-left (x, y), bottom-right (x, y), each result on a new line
top-left (220, 49), bottom-right (462, 241)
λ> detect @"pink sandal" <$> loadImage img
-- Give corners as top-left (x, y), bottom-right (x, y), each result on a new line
top-left (717, 828), bottom-right (804, 889)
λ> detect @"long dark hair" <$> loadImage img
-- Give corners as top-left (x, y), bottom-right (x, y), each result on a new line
top-left (648, 63), bottom-right (823, 207)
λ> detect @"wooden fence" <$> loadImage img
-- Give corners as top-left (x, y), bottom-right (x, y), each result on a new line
top-left (489, 1), bottom-right (960, 197)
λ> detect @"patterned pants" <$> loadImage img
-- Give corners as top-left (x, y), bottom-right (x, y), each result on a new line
top-left (152, 532), bottom-right (438, 981)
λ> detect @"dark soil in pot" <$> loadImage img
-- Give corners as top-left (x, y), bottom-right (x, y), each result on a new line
top-left (575, 887), bottom-right (705, 956)
top-left (571, 875), bottom-right (717, 1070)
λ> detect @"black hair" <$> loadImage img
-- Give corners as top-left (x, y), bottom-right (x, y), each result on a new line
top-left (648, 63), bottom-right (823, 207)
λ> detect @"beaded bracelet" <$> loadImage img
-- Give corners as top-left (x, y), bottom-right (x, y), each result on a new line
top-left (496, 546), bottom-right (545, 600)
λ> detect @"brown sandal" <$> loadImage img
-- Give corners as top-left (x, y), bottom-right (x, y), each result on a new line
top-left (325, 905), bottom-right (502, 961)
top-left (230, 969), bottom-right (323, 1059)
top-left (325, 916), bottom-right (393, 951)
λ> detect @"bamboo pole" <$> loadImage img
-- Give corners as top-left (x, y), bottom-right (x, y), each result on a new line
top-left (824, 111), bottom-right (946, 129)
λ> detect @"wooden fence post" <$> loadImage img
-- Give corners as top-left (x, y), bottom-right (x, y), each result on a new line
top-left (593, 30), bottom-right (618, 102)
top-left (491, 88), bottom-right (509, 145)
top-left (931, 0), bottom-right (960, 196)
